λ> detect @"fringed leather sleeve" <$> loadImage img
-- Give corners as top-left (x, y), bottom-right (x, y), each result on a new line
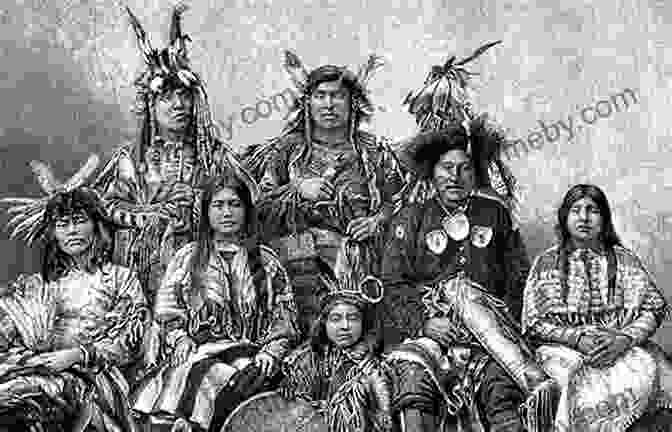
top-left (367, 360), bottom-right (394, 432)
top-left (620, 311), bottom-right (661, 346)
top-left (90, 264), bottom-right (149, 367)
top-left (279, 344), bottom-right (320, 402)
top-left (258, 245), bottom-right (300, 360)
top-left (153, 243), bottom-right (195, 336)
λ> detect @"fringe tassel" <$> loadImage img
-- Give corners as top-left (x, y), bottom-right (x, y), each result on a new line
top-left (522, 379), bottom-right (560, 432)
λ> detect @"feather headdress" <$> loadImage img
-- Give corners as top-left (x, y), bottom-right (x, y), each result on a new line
top-left (319, 239), bottom-right (384, 310)
top-left (127, 3), bottom-right (198, 94)
top-left (280, 50), bottom-right (384, 140)
top-left (403, 40), bottom-right (502, 134)
top-left (0, 155), bottom-right (100, 245)
top-left (243, 50), bottom-right (387, 217)
top-left (400, 41), bottom-right (520, 210)
top-left (126, 3), bottom-right (222, 176)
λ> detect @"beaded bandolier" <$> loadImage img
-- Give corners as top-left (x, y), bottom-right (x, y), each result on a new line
top-left (94, 5), bottom-right (242, 303)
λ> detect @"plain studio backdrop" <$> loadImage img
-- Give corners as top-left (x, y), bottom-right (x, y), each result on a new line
top-left (1, 0), bottom-right (671, 346)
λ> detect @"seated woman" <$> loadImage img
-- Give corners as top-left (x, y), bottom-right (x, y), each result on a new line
top-left (0, 155), bottom-right (148, 431)
top-left (522, 184), bottom-right (672, 431)
top-left (280, 240), bottom-right (393, 432)
top-left (131, 168), bottom-right (299, 432)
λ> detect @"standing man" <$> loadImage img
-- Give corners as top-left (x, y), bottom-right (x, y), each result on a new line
top-left (244, 51), bottom-right (405, 336)
top-left (95, 5), bottom-right (248, 303)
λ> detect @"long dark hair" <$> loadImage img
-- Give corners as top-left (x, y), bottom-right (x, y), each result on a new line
top-left (41, 188), bottom-right (114, 282)
top-left (189, 173), bottom-right (258, 295)
top-left (298, 65), bottom-right (369, 130)
top-left (309, 299), bottom-right (382, 355)
top-left (555, 184), bottom-right (622, 300)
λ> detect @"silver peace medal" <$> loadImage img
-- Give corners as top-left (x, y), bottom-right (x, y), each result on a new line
top-left (425, 229), bottom-right (449, 254)
top-left (442, 212), bottom-right (470, 241)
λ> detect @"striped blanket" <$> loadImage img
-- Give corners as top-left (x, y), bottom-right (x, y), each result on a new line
top-left (132, 341), bottom-right (260, 430)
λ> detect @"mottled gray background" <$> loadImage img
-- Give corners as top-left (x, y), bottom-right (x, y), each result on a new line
top-left (2, 0), bottom-right (671, 346)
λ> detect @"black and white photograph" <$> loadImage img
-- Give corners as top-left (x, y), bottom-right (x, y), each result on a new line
top-left (0, 1), bottom-right (669, 431)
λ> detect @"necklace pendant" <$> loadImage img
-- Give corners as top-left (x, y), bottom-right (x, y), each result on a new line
top-left (442, 212), bottom-right (470, 241)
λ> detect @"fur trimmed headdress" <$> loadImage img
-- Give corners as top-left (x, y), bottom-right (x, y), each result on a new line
top-left (0, 155), bottom-right (103, 245)
top-left (126, 4), bottom-right (222, 176)
top-left (399, 41), bottom-right (519, 210)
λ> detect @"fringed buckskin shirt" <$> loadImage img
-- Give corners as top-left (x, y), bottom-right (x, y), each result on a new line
top-left (257, 130), bottom-right (405, 238)
top-left (153, 241), bottom-right (299, 358)
top-left (280, 340), bottom-right (393, 432)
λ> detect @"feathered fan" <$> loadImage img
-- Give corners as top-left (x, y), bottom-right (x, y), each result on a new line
top-left (0, 276), bottom-right (56, 354)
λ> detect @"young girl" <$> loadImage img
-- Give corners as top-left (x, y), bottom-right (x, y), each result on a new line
top-left (132, 168), bottom-right (298, 432)
top-left (523, 184), bottom-right (672, 431)
top-left (280, 240), bottom-right (393, 432)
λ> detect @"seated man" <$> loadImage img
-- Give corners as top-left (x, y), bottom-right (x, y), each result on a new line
top-left (381, 127), bottom-right (557, 432)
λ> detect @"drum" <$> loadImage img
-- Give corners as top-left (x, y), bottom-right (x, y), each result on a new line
top-left (220, 390), bottom-right (328, 432)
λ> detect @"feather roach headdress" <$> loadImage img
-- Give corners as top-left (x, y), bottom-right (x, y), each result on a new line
top-left (0, 155), bottom-right (102, 245)
top-left (126, 4), bottom-right (221, 176)
top-left (400, 41), bottom-right (520, 210)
